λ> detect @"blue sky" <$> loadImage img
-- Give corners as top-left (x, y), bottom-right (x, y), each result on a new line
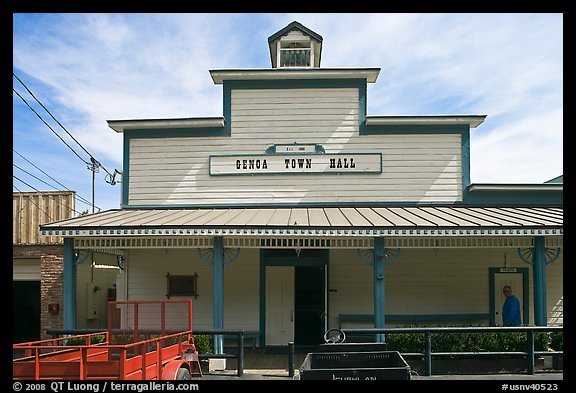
top-left (13, 13), bottom-right (563, 213)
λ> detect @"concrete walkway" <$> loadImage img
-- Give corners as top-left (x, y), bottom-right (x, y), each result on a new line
top-left (201, 368), bottom-right (563, 381)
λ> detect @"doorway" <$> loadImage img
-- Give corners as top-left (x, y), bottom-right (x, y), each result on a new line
top-left (265, 266), bottom-right (294, 345)
top-left (489, 267), bottom-right (529, 326)
top-left (262, 249), bottom-right (328, 346)
top-left (13, 280), bottom-right (41, 343)
top-left (295, 265), bottom-right (326, 345)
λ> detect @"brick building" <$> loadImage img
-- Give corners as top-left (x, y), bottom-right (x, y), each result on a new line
top-left (13, 191), bottom-right (74, 341)
top-left (13, 191), bottom-right (121, 341)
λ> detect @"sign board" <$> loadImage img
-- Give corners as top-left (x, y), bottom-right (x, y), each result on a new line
top-left (209, 153), bottom-right (382, 176)
top-left (275, 144), bottom-right (316, 153)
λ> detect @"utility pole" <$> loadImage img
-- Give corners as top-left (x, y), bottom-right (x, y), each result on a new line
top-left (88, 157), bottom-right (100, 213)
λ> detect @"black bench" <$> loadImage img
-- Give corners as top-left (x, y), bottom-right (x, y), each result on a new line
top-left (223, 331), bottom-right (259, 350)
top-left (338, 313), bottom-right (490, 329)
top-left (338, 314), bottom-right (374, 329)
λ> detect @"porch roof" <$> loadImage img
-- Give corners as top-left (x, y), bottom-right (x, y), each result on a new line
top-left (40, 206), bottom-right (563, 238)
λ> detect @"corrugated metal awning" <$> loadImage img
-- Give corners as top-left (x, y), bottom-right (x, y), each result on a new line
top-left (40, 206), bottom-right (563, 238)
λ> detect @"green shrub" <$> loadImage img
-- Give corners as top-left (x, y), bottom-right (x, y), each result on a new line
top-left (193, 334), bottom-right (212, 354)
top-left (65, 334), bottom-right (106, 346)
top-left (384, 326), bottom-right (550, 356)
top-left (386, 332), bottom-right (424, 353)
top-left (549, 331), bottom-right (563, 351)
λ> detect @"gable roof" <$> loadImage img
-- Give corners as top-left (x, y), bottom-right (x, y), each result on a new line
top-left (267, 21), bottom-right (323, 44)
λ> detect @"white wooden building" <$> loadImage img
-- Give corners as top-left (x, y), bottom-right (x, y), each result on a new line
top-left (41, 22), bottom-right (563, 354)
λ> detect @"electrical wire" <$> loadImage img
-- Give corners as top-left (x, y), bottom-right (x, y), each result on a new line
top-left (14, 163), bottom-right (71, 195)
top-left (13, 163), bottom-right (100, 212)
top-left (13, 149), bottom-right (101, 210)
top-left (13, 176), bottom-right (85, 217)
top-left (13, 87), bottom-right (89, 165)
top-left (13, 183), bottom-right (56, 222)
top-left (13, 72), bottom-right (114, 178)
top-left (13, 72), bottom-right (122, 214)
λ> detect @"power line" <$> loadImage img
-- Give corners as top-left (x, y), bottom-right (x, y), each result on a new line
top-left (13, 176), bottom-right (85, 217)
top-left (13, 87), bottom-right (89, 165)
top-left (13, 161), bottom-right (100, 211)
top-left (13, 183), bottom-right (55, 222)
top-left (13, 72), bottom-right (114, 177)
top-left (13, 149), bottom-right (100, 210)
top-left (13, 72), bottom-right (123, 213)
top-left (14, 163), bottom-right (64, 192)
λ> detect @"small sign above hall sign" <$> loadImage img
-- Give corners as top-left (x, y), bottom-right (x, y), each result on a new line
top-left (209, 145), bottom-right (382, 176)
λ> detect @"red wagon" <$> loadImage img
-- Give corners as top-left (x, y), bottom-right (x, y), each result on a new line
top-left (13, 300), bottom-right (203, 380)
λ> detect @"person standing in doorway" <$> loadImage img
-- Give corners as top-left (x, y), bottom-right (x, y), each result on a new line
top-left (502, 285), bottom-right (522, 326)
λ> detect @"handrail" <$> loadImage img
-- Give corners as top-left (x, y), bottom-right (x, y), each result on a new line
top-left (341, 326), bottom-right (563, 376)
top-left (192, 329), bottom-right (245, 377)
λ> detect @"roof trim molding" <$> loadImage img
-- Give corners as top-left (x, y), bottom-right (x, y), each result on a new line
top-left (366, 115), bottom-right (487, 129)
top-left (107, 117), bottom-right (225, 133)
top-left (210, 68), bottom-right (380, 84)
top-left (468, 184), bottom-right (563, 192)
top-left (42, 227), bottom-right (563, 238)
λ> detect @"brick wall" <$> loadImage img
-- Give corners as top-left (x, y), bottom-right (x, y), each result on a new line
top-left (40, 254), bottom-right (65, 339)
top-left (13, 245), bottom-right (65, 339)
top-left (13, 244), bottom-right (63, 258)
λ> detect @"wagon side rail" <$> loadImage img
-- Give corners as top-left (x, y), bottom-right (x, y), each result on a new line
top-left (47, 328), bottom-right (247, 378)
top-left (13, 330), bottom-right (195, 380)
top-left (14, 331), bottom-right (109, 359)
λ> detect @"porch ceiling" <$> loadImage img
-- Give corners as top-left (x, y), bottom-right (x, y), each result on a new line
top-left (40, 206), bottom-right (563, 238)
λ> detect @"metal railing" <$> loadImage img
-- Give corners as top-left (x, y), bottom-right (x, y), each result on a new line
top-left (192, 329), bottom-right (246, 377)
top-left (341, 326), bottom-right (563, 376)
top-left (280, 48), bottom-right (311, 67)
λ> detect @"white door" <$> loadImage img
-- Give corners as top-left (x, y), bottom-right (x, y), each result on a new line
top-left (265, 266), bottom-right (294, 345)
top-left (494, 273), bottom-right (524, 326)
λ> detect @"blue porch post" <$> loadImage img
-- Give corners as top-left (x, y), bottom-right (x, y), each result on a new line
top-left (213, 236), bottom-right (225, 353)
top-left (373, 237), bottom-right (385, 342)
top-left (63, 238), bottom-right (77, 329)
top-left (533, 236), bottom-right (547, 326)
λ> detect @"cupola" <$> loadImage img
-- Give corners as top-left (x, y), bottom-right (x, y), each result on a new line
top-left (268, 21), bottom-right (323, 69)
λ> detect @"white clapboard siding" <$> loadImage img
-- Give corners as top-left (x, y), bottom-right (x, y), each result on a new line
top-left (328, 249), bottom-right (374, 328)
top-left (125, 249), bottom-right (259, 331)
top-left (328, 248), bottom-right (563, 327)
top-left (546, 258), bottom-right (563, 326)
top-left (122, 248), bottom-right (562, 329)
top-left (222, 249), bottom-right (260, 330)
top-left (128, 87), bottom-right (462, 206)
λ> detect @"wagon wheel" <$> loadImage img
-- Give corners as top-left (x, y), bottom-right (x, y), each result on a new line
top-left (176, 367), bottom-right (191, 380)
top-left (517, 247), bottom-right (561, 265)
top-left (324, 328), bottom-right (346, 344)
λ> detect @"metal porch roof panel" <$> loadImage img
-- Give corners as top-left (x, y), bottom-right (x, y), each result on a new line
top-left (41, 206), bottom-right (563, 233)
